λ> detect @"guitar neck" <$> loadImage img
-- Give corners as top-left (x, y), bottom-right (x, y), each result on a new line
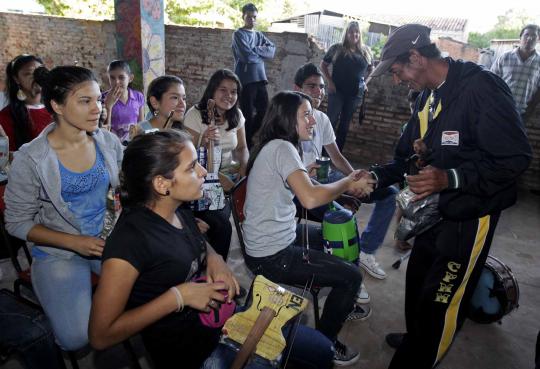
top-left (230, 307), bottom-right (275, 369)
top-left (207, 138), bottom-right (214, 173)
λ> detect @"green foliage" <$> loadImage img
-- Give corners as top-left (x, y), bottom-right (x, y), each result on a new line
top-left (36, 0), bottom-right (69, 15)
top-left (370, 35), bottom-right (387, 59)
top-left (166, 0), bottom-right (215, 27)
top-left (36, 0), bottom-right (113, 19)
top-left (467, 8), bottom-right (537, 48)
top-left (36, 0), bottom-right (303, 31)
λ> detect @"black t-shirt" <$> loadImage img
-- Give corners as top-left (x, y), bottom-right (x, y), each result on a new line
top-left (104, 206), bottom-right (222, 368)
top-left (103, 206), bottom-right (206, 322)
top-left (323, 44), bottom-right (369, 96)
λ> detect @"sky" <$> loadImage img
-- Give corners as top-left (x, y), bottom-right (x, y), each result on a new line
top-left (1, 0), bottom-right (540, 33)
top-left (305, 0), bottom-right (540, 32)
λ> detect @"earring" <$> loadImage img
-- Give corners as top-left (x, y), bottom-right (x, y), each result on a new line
top-left (16, 88), bottom-right (27, 101)
top-left (165, 190), bottom-right (170, 196)
top-left (153, 109), bottom-right (159, 117)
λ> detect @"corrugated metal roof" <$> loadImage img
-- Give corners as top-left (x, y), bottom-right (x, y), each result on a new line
top-left (366, 14), bottom-right (467, 32)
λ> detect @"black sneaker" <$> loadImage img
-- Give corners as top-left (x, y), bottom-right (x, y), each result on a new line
top-left (385, 333), bottom-right (405, 349)
top-left (333, 340), bottom-right (360, 366)
top-left (345, 304), bottom-right (372, 321)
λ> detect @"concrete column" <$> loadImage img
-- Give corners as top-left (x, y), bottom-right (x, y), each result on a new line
top-left (113, 0), bottom-right (165, 93)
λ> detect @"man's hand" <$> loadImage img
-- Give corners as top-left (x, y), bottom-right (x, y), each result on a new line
top-left (347, 170), bottom-right (376, 197)
top-left (406, 165), bottom-right (448, 201)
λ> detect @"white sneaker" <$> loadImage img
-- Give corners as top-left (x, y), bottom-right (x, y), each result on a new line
top-left (356, 282), bottom-right (370, 304)
top-left (359, 252), bottom-right (386, 279)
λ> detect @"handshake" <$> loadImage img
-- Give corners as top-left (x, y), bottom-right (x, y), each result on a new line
top-left (346, 169), bottom-right (377, 198)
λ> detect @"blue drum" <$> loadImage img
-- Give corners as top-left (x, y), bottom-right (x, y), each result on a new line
top-left (468, 255), bottom-right (519, 324)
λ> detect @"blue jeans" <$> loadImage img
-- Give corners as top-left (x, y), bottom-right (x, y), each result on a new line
top-left (0, 289), bottom-right (63, 369)
top-left (327, 91), bottom-right (363, 151)
top-left (202, 325), bottom-right (333, 369)
top-left (309, 171), bottom-right (398, 255)
top-left (31, 249), bottom-right (101, 351)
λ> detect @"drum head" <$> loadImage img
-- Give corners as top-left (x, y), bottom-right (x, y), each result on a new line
top-left (468, 255), bottom-right (519, 324)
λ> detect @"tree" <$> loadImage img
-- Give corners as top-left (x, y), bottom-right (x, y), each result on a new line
top-left (166, 0), bottom-right (218, 27)
top-left (36, 0), bottom-right (307, 31)
top-left (467, 8), bottom-right (538, 48)
top-left (37, 0), bottom-right (114, 19)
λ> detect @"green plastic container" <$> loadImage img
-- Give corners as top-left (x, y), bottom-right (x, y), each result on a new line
top-left (322, 205), bottom-right (360, 263)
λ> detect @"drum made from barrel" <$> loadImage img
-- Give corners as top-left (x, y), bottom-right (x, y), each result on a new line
top-left (468, 255), bottom-right (519, 324)
top-left (322, 207), bottom-right (359, 263)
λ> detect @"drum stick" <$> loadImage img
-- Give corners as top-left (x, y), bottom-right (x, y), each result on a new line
top-left (392, 249), bottom-right (412, 269)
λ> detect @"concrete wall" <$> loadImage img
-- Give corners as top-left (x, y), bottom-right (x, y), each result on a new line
top-left (1, 11), bottom-right (538, 190)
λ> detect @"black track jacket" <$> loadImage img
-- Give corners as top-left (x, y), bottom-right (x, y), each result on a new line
top-left (373, 58), bottom-right (532, 220)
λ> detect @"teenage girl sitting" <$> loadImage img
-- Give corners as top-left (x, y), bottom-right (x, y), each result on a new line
top-left (242, 91), bottom-right (375, 366)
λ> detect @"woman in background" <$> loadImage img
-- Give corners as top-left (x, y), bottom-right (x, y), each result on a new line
top-left (320, 21), bottom-right (373, 150)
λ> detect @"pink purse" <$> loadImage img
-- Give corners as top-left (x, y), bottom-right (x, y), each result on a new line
top-left (194, 277), bottom-right (236, 328)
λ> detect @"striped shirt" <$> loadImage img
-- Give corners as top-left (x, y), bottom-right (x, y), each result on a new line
top-left (491, 48), bottom-right (540, 113)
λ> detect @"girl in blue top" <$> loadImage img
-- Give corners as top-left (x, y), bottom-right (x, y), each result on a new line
top-left (4, 65), bottom-right (123, 351)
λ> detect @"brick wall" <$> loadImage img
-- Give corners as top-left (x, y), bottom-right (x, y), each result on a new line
top-left (164, 25), bottom-right (324, 103)
top-left (436, 37), bottom-right (479, 62)
top-left (0, 12), bottom-right (117, 85)
top-left (0, 12), bottom-right (538, 190)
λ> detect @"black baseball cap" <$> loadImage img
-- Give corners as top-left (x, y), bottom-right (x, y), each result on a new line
top-left (371, 24), bottom-right (432, 77)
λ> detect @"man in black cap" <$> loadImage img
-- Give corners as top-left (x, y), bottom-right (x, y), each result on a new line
top-left (369, 24), bottom-right (532, 369)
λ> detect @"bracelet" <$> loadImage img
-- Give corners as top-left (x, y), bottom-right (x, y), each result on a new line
top-left (169, 286), bottom-right (184, 313)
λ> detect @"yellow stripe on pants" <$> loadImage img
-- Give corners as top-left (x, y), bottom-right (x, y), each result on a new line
top-left (434, 215), bottom-right (490, 365)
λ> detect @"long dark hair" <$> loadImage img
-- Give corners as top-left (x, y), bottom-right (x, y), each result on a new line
top-left (5, 54), bottom-right (44, 150)
top-left (33, 65), bottom-right (98, 118)
top-left (146, 75), bottom-right (184, 114)
top-left (196, 69), bottom-right (242, 131)
top-left (247, 91), bottom-right (311, 175)
top-left (120, 130), bottom-right (191, 208)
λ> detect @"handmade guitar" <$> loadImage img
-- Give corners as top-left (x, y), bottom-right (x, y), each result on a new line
top-left (223, 275), bottom-right (308, 368)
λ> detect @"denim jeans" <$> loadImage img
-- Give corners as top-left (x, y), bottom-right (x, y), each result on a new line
top-left (327, 91), bottom-right (363, 151)
top-left (0, 289), bottom-right (63, 369)
top-left (244, 224), bottom-right (361, 341)
top-left (308, 171), bottom-right (398, 255)
top-left (31, 249), bottom-right (101, 351)
top-left (194, 202), bottom-right (232, 260)
top-left (202, 324), bottom-right (333, 369)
